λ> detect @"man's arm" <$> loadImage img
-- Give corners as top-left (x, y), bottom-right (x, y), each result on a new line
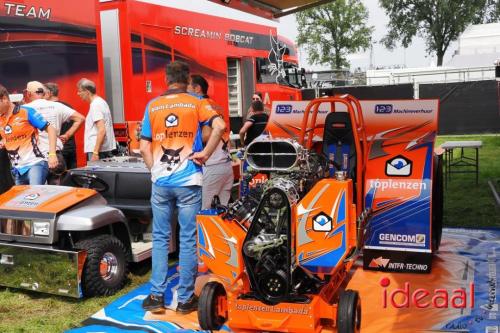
top-left (201, 125), bottom-right (212, 144)
top-left (191, 117), bottom-right (225, 165)
top-left (45, 125), bottom-right (59, 168)
top-left (90, 119), bottom-right (106, 161)
top-left (140, 139), bottom-right (154, 170)
top-left (239, 121), bottom-right (253, 146)
top-left (60, 112), bottom-right (85, 143)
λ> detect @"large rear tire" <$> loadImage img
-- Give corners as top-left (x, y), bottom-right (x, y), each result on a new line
top-left (76, 234), bottom-right (128, 297)
top-left (198, 281), bottom-right (227, 330)
top-left (432, 155), bottom-right (444, 252)
top-left (337, 289), bottom-right (361, 333)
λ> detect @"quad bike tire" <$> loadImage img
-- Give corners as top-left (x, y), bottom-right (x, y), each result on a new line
top-left (432, 155), bottom-right (444, 252)
top-left (76, 234), bottom-right (128, 297)
top-left (337, 289), bottom-right (361, 333)
top-left (198, 281), bottom-right (227, 330)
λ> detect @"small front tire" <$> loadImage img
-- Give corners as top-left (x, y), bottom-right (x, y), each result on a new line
top-left (198, 281), bottom-right (227, 330)
top-left (76, 234), bottom-right (128, 297)
top-left (337, 289), bottom-right (361, 333)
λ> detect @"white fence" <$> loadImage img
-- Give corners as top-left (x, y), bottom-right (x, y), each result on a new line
top-left (367, 66), bottom-right (496, 86)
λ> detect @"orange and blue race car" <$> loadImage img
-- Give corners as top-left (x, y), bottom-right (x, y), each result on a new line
top-left (196, 94), bottom-right (442, 332)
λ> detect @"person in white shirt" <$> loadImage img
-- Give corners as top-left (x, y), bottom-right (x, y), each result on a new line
top-left (24, 81), bottom-right (85, 172)
top-left (76, 78), bottom-right (117, 161)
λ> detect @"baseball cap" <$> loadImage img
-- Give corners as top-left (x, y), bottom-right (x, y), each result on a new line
top-left (25, 81), bottom-right (46, 94)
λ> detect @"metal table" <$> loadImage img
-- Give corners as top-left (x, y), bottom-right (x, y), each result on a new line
top-left (441, 140), bottom-right (482, 186)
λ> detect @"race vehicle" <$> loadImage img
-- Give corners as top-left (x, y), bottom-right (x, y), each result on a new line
top-left (196, 94), bottom-right (442, 332)
top-left (196, 95), bottom-right (369, 332)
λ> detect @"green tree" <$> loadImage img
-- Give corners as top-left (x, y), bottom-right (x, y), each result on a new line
top-left (380, 0), bottom-right (487, 66)
top-left (474, 0), bottom-right (500, 23)
top-left (296, 0), bottom-right (373, 69)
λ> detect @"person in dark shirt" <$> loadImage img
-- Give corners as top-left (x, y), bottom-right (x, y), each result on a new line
top-left (0, 144), bottom-right (13, 194)
top-left (44, 82), bottom-right (78, 169)
top-left (239, 100), bottom-right (268, 146)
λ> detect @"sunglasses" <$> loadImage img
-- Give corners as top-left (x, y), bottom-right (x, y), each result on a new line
top-left (23, 89), bottom-right (44, 95)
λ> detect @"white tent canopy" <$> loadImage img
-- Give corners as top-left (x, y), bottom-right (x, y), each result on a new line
top-left (209, 0), bottom-right (332, 18)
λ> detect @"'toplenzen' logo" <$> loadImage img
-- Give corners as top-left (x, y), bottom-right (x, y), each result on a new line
top-left (380, 277), bottom-right (475, 309)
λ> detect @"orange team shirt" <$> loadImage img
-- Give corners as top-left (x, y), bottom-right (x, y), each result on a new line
top-left (140, 90), bottom-right (219, 186)
top-left (0, 105), bottom-right (48, 173)
top-left (200, 97), bottom-right (231, 166)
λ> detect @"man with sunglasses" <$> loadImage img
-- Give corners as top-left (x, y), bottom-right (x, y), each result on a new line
top-left (0, 84), bottom-right (58, 185)
top-left (24, 81), bottom-right (85, 176)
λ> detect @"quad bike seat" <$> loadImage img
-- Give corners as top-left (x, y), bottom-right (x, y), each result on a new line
top-left (63, 158), bottom-right (152, 220)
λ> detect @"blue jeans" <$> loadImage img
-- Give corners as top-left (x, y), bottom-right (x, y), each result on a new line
top-left (150, 184), bottom-right (201, 302)
top-left (13, 161), bottom-right (49, 185)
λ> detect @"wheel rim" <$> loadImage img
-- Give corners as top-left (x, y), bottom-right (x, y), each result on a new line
top-left (100, 252), bottom-right (119, 281)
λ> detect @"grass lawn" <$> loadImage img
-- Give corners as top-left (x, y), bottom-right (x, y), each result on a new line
top-left (436, 134), bottom-right (500, 228)
top-left (0, 270), bottom-right (151, 333)
top-left (0, 134), bottom-right (498, 333)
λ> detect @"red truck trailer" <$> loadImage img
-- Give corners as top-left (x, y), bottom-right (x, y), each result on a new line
top-left (0, 0), bottom-right (305, 162)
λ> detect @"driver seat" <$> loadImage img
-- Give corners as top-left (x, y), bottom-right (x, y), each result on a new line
top-left (322, 111), bottom-right (357, 183)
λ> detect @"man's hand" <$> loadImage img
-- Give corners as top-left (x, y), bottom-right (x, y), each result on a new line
top-left (48, 155), bottom-right (58, 169)
top-left (90, 153), bottom-right (100, 162)
top-left (190, 151), bottom-right (209, 166)
top-left (59, 133), bottom-right (69, 144)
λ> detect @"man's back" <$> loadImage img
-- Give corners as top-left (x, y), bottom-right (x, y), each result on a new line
top-left (25, 99), bottom-right (74, 153)
top-left (141, 91), bottom-right (217, 186)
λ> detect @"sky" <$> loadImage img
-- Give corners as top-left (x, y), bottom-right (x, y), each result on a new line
top-left (276, 0), bottom-right (458, 70)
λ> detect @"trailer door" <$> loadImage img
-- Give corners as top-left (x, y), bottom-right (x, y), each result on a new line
top-left (141, 24), bottom-right (175, 99)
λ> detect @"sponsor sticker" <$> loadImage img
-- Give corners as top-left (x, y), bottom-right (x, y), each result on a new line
top-left (379, 233), bottom-right (426, 247)
top-left (368, 179), bottom-right (427, 191)
top-left (276, 105), bottom-right (292, 114)
top-left (23, 193), bottom-right (40, 201)
top-left (312, 212), bottom-right (332, 232)
top-left (386, 155), bottom-right (412, 177)
top-left (375, 104), bottom-right (393, 114)
top-left (368, 256), bottom-right (429, 272)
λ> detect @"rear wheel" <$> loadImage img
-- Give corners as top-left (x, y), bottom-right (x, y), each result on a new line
top-left (337, 289), bottom-right (361, 333)
top-left (76, 234), bottom-right (128, 296)
top-left (432, 155), bottom-right (444, 252)
top-left (198, 281), bottom-right (227, 330)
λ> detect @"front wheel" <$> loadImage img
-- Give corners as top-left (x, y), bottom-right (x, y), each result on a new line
top-left (76, 234), bottom-right (128, 297)
top-left (337, 289), bottom-right (361, 333)
top-left (198, 281), bottom-right (227, 330)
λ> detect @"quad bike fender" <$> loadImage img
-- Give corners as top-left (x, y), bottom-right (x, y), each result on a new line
top-left (57, 205), bottom-right (127, 231)
top-left (197, 213), bottom-right (246, 285)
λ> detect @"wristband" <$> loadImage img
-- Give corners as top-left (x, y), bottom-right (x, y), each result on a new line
top-left (92, 152), bottom-right (99, 156)
top-left (48, 153), bottom-right (57, 157)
